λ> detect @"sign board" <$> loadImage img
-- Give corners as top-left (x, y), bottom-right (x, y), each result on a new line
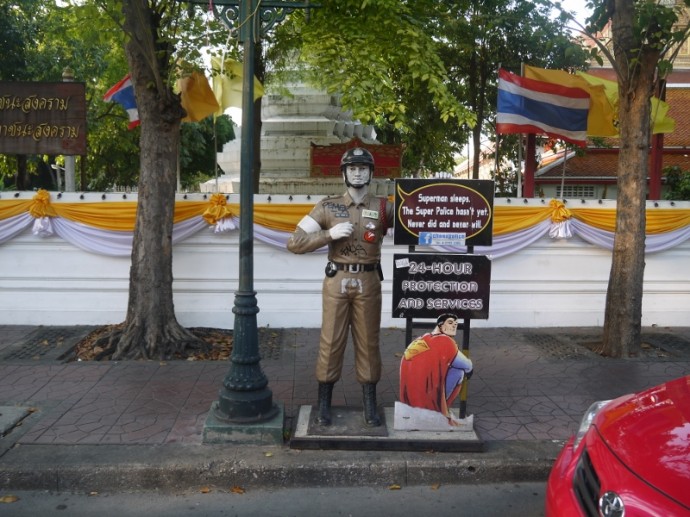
top-left (394, 179), bottom-right (494, 247)
top-left (0, 81), bottom-right (87, 155)
top-left (310, 137), bottom-right (402, 179)
top-left (392, 253), bottom-right (491, 320)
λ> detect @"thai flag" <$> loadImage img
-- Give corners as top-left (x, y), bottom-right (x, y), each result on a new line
top-left (496, 68), bottom-right (589, 147)
top-left (103, 74), bottom-right (140, 130)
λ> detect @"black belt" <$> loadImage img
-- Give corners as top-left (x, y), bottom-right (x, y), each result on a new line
top-left (332, 262), bottom-right (378, 273)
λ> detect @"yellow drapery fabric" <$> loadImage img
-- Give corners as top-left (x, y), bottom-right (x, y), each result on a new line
top-left (201, 197), bottom-right (308, 231)
top-left (570, 208), bottom-right (616, 232)
top-left (173, 201), bottom-right (212, 225)
top-left (492, 206), bottom-right (551, 235)
top-left (253, 204), bottom-right (312, 233)
top-left (645, 208), bottom-right (690, 234)
top-left (0, 199), bottom-right (34, 219)
top-left (2, 192), bottom-right (690, 236)
top-left (52, 200), bottom-right (221, 231)
top-left (51, 202), bottom-right (138, 230)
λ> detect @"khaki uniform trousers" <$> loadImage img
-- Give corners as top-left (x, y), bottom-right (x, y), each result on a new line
top-left (316, 269), bottom-right (382, 384)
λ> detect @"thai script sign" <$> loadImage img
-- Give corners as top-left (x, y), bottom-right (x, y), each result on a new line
top-left (392, 253), bottom-right (491, 320)
top-left (394, 179), bottom-right (494, 247)
top-left (310, 137), bottom-right (401, 179)
top-left (0, 81), bottom-right (87, 155)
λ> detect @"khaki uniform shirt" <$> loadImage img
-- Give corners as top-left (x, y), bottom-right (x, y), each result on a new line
top-left (287, 191), bottom-right (394, 265)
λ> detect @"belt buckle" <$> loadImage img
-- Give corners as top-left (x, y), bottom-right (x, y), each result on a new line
top-left (348, 264), bottom-right (361, 273)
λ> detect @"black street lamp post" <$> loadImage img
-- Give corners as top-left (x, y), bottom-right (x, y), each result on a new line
top-left (185, 0), bottom-right (317, 424)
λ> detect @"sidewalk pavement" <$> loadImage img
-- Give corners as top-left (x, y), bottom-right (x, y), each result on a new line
top-left (0, 324), bottom-right (689, 493)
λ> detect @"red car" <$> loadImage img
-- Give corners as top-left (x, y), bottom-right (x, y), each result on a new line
top-left (545, 375), bottom-right (690, 516)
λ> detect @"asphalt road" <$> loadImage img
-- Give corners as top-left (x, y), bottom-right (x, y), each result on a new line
top-left (1, 482), bottom-right (546, 516)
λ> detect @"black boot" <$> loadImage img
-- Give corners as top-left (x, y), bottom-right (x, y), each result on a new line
top-left (362, 383), bottom-right (381, 427)
top-left (315, 382), bottom-right (334, 425)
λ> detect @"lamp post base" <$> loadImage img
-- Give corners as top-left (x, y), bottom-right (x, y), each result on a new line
top-left (203, 400), bottom-right (284, 445)
top-left (216, 386), bottom-right (280, 423)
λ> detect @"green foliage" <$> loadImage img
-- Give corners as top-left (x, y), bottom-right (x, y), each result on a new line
top-left (270, 0), bottom-right (585, 178)
top-left (277, 0), bottom-right (474, 130)
top-left (0, 0), bottom-right (234, 191)
top-left (446, 0), bottom-right (588, 181)
top-left (663, 165), bottom-right (690, 200)
top-left (86, 117), bottom-right (141, 191)
top-left (0, 0), bottom-right (38, 81)
top-left (179, 115), bottom-right (235, 191)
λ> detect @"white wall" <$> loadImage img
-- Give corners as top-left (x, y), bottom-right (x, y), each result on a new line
top-left (1, 200), bottom-right (688, 329)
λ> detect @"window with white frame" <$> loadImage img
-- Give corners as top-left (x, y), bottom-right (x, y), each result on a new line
top-left (556, 185), bottom-right (595, 198)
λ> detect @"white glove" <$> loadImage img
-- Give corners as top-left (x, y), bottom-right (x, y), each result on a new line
top-left (329, 222), bottom-right (354, 240)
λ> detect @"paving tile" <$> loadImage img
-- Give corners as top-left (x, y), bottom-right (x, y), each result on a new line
top-left (2, 326), bottom-right (689, 447)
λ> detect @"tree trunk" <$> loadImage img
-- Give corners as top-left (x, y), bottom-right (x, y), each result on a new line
top-left (16, 155), bottom-right (27, 190)
top-left (104, 0), bottom-right (204, 360)
top-left (472, 122), bottom-right (482, 180)
top-left (600, 89), bottom-right (648, 357)
top-left (600, 0), bottom-right (658, 357)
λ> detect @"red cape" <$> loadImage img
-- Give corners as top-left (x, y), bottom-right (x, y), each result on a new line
top-left (399, 333), bottom-right (462, 417)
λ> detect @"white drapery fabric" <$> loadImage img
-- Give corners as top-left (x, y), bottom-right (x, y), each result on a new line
top-left (2, 192), bottom-right (690, 258)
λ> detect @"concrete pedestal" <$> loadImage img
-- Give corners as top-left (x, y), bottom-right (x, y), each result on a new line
top-left (290, 406), bottom-right (483, 452)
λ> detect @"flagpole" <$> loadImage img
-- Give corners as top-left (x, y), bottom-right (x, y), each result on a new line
top-left (494, 135), bottom-right (500, 187)
top-left (560, 144), bottom-right (568, 201)
top-left (214, 118), bottom-right (219, 192)
top-left (517, 136), bottom-right (523, 198)
top-left (517, 63), bottom-right (524, 198)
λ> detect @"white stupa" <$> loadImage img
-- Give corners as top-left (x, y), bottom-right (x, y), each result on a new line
top-left (200, 83), bottom-right (393, 195)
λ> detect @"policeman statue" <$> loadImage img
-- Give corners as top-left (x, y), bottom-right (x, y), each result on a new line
top-left (287, 148), bottom-right (394, 427)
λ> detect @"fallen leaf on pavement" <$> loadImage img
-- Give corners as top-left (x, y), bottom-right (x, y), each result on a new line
top-left (230, 486), bottom-right (246, 494)
top-left (430, 483), bottom-right (441, 490)
top-left (264, 452), bottom-right (273, 457)
top-left (0, 495), bottom-right (19, 503)
top-left (199, 487), bottom-right (211, 494)
top-left (388, 484), bottom-right (401, 490)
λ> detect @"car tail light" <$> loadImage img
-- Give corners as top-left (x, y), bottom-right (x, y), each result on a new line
top-left (573, 448), bottom-right (601, 517)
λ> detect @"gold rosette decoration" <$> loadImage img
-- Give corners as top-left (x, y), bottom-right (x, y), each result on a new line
top-left (548, 199), bottom-right (572, 239)
top-left (202, 193), bottom-right (236, 233)
top-left (29, 189), bottom-right (58, 219)
top-left (29, 189), bottom-right (57, 237)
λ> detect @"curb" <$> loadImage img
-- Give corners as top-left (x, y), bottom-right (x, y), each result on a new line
top-left (0, 441), bottom-right (562, 492)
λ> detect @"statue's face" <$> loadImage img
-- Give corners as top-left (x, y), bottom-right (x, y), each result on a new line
top-left (345, 164), bottom-right (371, 188)
top-left (439, 318), bottom-right (458, 337)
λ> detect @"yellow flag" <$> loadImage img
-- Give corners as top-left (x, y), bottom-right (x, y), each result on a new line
top-left (576, 71), bottom-right (675, 135)
top-left (177, 71), bottom-right (220, 123)
top-left (210, 56), bottom-right (264, 116)
top-left (524, 65), bottom-right (617, 137)
top-left (650, 97), bottom-right (675, 134)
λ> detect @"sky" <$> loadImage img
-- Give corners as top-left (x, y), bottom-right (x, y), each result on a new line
top-left (557, 0), bottom-right (592, 26)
